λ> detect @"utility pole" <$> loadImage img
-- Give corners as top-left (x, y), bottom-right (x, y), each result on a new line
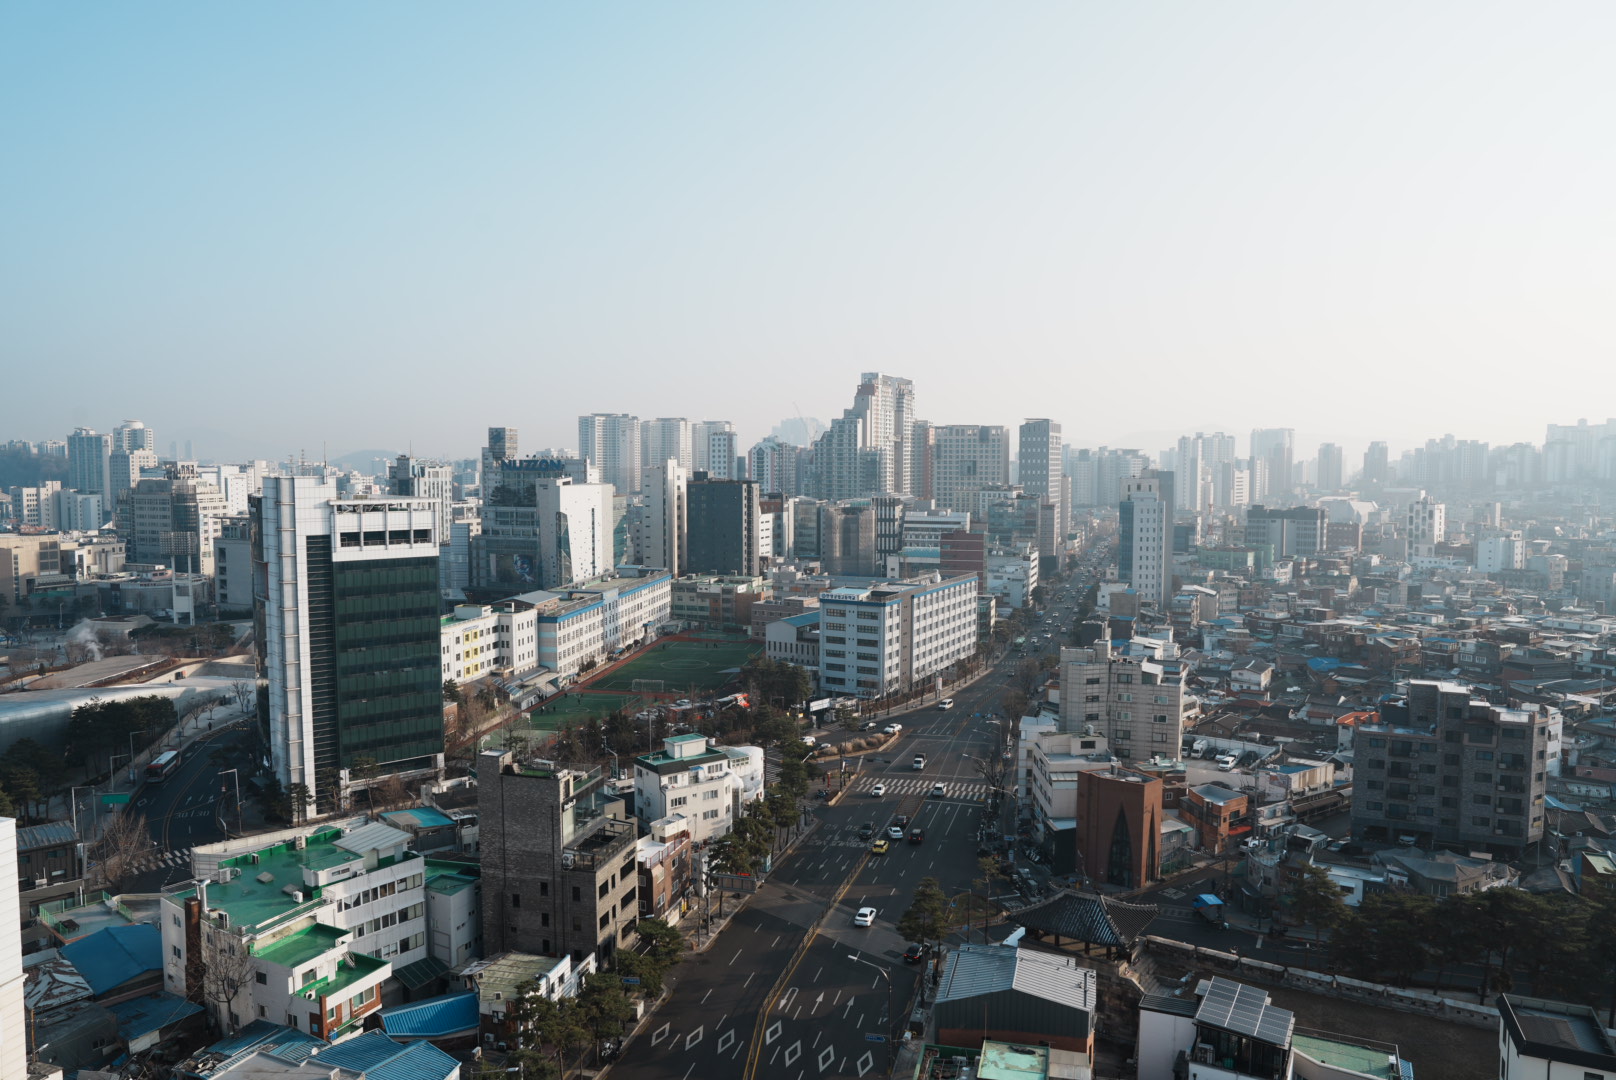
top-left (847, 953), bottom-right (896, 1070)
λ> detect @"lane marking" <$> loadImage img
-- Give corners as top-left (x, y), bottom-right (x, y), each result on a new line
top-left (651, 1022), bottom-right (671, 1046)
top-left (765, 1020), bottom-right (783, 1045)
top-left (685, 1025), bottom-right (704, 1050)
top-left (857, 1051), bottom-right (876, 1076)
top-left (818, 1046), bottom-right (836, 1071)
top-left (784, 1040), bottom-right (802, 1066)
top-left (718, 1030), bottom-right (737, 1054)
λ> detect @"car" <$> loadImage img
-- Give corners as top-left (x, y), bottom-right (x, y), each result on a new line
top-left (871, 783), bottom-right (887, 797)
top-left (883, 723), bottom-right (904, 735)
top-left (853, 906), bottom-right (877, 927)
top-left (894, 814), bottom-right (910, 827)
top-left (871, 839), bottom-right (891, 854)
top-left (886, 825), bottom-right (904, 840)
top-left (908, 827), bottom-right (924, 844)
top-left (912, 754), bottom-right (927, 770)
top-left (930, 783), bottom-right (946, 798)
top-left (857, 822), bottom-right (875, 840)
top-left (902, 943), bottom-right (925, 963)
top-left (937, 698), bottom-right (955, 710)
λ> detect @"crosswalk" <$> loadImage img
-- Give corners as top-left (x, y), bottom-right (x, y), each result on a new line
top-left (130, 848), bottom-right (193, 875)
top-left (846, 776), bottom-right (993, 800)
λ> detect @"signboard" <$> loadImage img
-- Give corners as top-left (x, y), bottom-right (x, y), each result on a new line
top-left (808, 698), bottom-right (832, 713)
top-left (102, 793), bottom-right (132, 805)
top-left (709, 871), bottom-right (763, 894)
top-left (621, 976), bottom-right (641, 985)
top-left (864, 1034), bottom-right (887, 1043)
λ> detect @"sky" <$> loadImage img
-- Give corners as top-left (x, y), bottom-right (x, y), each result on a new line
top-left (5, 3), bottom-right (1614, 467)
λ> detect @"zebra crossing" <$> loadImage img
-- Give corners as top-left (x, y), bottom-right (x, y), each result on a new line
top-left (130, 848), bottom-right (193, 875)
top-left (847, 776), bottom-right (992, 800)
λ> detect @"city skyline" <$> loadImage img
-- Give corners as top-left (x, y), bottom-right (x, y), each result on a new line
top-left (7, 4), bottom-right (1614, 459)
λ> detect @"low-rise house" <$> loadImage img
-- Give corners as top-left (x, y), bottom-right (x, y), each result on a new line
top-left (461, 951), bottom-right (593, 1043)
top-left (934, 944), bottom-right (1096, 1058)
top-left (636, 816), bottom-right (694, 923)
top-left (1498, 994), bottom-right (1616, 1079)
top-left (373, 989), bottom-right (481, 1049)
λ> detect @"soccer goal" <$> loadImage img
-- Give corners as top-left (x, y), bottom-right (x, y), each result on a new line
top-left (631, 679), bottom-right (665, 695)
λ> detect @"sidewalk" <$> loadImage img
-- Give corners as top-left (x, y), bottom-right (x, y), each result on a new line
top-left (682, 816), bottom-right (823, 954)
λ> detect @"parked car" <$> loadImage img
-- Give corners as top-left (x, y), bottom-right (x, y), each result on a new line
top-left (853, 907), bottom-right (877, 927)
top-left (902, 943), bottom-right (925, 963)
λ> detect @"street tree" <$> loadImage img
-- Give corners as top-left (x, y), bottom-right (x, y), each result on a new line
top-left (1286, 863), bottom-right (1347, 942)
top-left (897, 877), bottom-right (950, 951)
top-left (198, 923), bottom-right (257, 1034)
top-left (90, 810), bottom-right (158, 892)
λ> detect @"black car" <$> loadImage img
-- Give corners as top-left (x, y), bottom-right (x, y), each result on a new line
top-left (902, 943), bottom-right (925, 963)
top-left (908, 827), bottom-right (924, 844)
top-left (857, 822), bottom-right (875, 840)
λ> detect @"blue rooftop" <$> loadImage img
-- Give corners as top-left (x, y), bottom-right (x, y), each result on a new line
top-left (61, 923), bottom-right (160, 995)
top-left (782, 611), bottom-right (820, 627)
top-left (382, 807), bottom-right (456, 829)
top-left (307, 1031), bottom-right (403, 1071)
top-left (376, 991), bottom-right (480, 1039)
top-left (108, 991), bottom-right (203, 1040)
top-left (313, 1032), bottom-right (458, 1080)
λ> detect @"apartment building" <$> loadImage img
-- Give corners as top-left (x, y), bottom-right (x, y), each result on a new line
top-left (1350, 679), bottom-right (1554, 857)
top-left (932, 425), bottom-right (1010, 513)
top-left (162, 820), bottom-right (430, 1041)
top-left (816, 571), bottom-right (978, 699)
top-left (440, 602), bottom-right (538, 684)
top-left (477, 751), bottom-right (639, 964)
top-left (508, 566), bottom-right (672, 680)
top-left (1058, 639), bottom-right (1192, 762)
top-left (1119, 471), bottom-right (1173, 611)
top-left (632, 734), bottom-right (755, 845)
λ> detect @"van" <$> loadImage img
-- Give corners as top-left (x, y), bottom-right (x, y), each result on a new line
top-left (1192, 739), bottom-right (1210, 758)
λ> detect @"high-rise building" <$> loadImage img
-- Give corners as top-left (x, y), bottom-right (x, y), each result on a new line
top-left (1350, 680), bottom-right (1553, 857)
top-left (1243, 505), bottom-right (1326, 561)
top-left (703, 427), bottom-right (740, 481)
top-left (111, 419), bottom-right (156, 453)
top-left (642, 418), bottom-right (693, 472)
top-left (388, 455), bottom-right (455, 541)
top-left (810, 373), bottom-right (918, 499)
top-left (108, 448), bottom-right (159, 494)
top-left (1249, 428), bottom-right (1295, 502)
top-left (482, 427), bottom-right (518, 494)
top-left (1019, 419), bottom-right (1063, 530)
top-left (67, 427), bottom-right (111, 496)
top-left (1172, 433), bottom-right (1235, 512)
top-left (816, 572), bottom-right (978, 699)
top-left (1058, 638), bottom-right (1190, 762)
top-left (932, 425), bottom-right (1010, 512)
top-left (639, 459), bottom-right (688, 577)
top-left (119, 472), bottom-right (229, 574)
top-left (478, 750), bottom-right (639, 963)
top-left (1118, 471), bottom-right (1173, 610)
top-left (1406, 495), bottom-right (1446, 557)
top-left (474, 472), bottom-right (614, 591)
top-left (686, 474), bottom-right (761, 576)
top-left (1315, 443), bottom-right (1344, 492)
top-left (1361, 440), bottom-right (1389, 486)
top-left (747, 436), bottom-right (803, 496)
top-left (578, 413), bottom-right (642, 494)
top-left (252, 477), bottom-right (443, 802)
top-left (691, 420), bottom-right (733, 474)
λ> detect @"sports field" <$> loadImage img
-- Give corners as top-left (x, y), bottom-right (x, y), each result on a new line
top-left (590, 637), bottom-right (762, 694)
top-left (524, 692), bottom-right (642, 732)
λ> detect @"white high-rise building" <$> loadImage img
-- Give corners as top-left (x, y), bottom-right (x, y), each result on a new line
top-left (705, 428), bottom-right (740, 481)
top-left (810, 373), bottom-right (918, 499)
top-left (639, 459), bottom-right (688, 577)
top-left (1119, 471), bottom-right (1173, 610)
top-left (1019, 419), bottom-right (1063, 533)
top-left (642, 417), bottom-right (693, 472)
top-left (0, 818), bottom-right (25, 1079)
top-left (1407, 495), bottom-right (1447, 557)
top-left (578, 413), bottom-right (643, 495)
top-left (252, 477), bottom-right (443, 802)
top-left (747, 436), bottom-right (802, 495)
top-left (108, 448), bottom-right (159, 494)
top-left (1477, 533), bottom-right (1525, 573)
top-left (816, 571), bottom-right (978, 699)
top-left (1249, 428), bottom-right (1295, 503)
top-left (534, 476), bottom-right (614, 587)
top-left (387, 455), bottom-right (455, 542)
top-left (67, 427), bottom-right (111, 496)
top-left (933, 425), bottom-right (1010, 512)
top-left (691, 420), bottom-right (734, 475)
top-left (111, 419), bottom-right (156, 453)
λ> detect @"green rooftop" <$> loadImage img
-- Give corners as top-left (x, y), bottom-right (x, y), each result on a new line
top-left (425, 870), bottom-right (477, 896)
top-left (179, 830), bottom-right (359, 929)
top-left (1291, 1033), bottom-right (1401, 1079)
top-left (312, 951), bottom-right (389, 999)
top-left (253, 924), bottom-right (348, 969)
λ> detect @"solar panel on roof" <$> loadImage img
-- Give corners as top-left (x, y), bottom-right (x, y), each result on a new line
top-left (1195, 978), bottom-right (1294, 1045)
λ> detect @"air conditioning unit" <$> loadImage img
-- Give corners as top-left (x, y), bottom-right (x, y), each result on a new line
top-left (293, 836), bottom-right (307, 851)
top-left (561, 854), bottom-right (576, 869)
top-left (33, 879), bottom-right (46, 890)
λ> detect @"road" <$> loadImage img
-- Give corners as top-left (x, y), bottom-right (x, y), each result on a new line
top-left (610, 555), bottom-right (1111, 1080)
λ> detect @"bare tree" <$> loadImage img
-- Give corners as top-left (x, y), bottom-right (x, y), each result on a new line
top-left (375, 772), bottom-right (411, 811)
top-left (90, 810), bottom-right (158, 893)
top-left (199, 922), bottom-right (257, 1035)
top-left (229, 679), bottom-right (254, 714)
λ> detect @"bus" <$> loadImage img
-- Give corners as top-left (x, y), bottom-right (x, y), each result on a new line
top-left (145, 750), bottom-right (181, 784)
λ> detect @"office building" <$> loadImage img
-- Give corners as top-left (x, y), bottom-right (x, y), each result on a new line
top-left (1059, 639), bottom-right (1191, 762)
top-left (1242, 505), bottom-right (1327, 561)
top-left (577, 413), bottom-right (642, 494)
top-left (119, 473), bottom-right (230, 574)
top-left (1076, 767), bottom-right (1162, 889)
top-left (475, 473), bottom-right (613, 592)
top-left (933, 425), bottom-right (1010, 513)
top-left (1362, 440), bottom-right (1389, 486)
top-left (1018, 419), bottom-right (1063, 530)
top-left (685, 474), bottom-right (761, 576)
top-left (481, 427), bottom-right (518, 495)
top-left (477, 751), bottom-right (639, 964)
top-left (816, 571), bottom-right (977, 699)
top-left (690, 420), bottom-right (733, 475)
top-left (702, 426), bottom-right (739, 481)
top-left (387, 456), bottom-right (455, 541)
top-left (1350, 680), bottom-right (1554, 857)
top-left (108, 448), bottom-right (159, 495)
top-left (111, 419), bottom-right (155, 453)
top-left (1118, 471), bottom-right (1173, 610)
top-left (1249, 428), bottom-right (1294, 501)
top-left (252, 478), bottom-right (443, 803)
top-left (67, 427), bottom-right (111, 496)
top-left (1315, 442), bottom-right (1343, 492)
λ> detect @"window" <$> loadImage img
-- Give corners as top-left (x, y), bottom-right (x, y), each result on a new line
top-left (572, 886), bottom-right (581, 902)
top-left (541, 913), bottom-right (550, 927)
top-left (256, 971), bottom-right (268, 985)
top-left (511, 893), bottom-right (520, 908)
top-left (172, 945), bottom-right (182, 959)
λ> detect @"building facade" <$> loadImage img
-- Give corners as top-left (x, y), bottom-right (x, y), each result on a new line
top-left (1058, 640), bottom-right (1191, 762)
top-left (816, 572), bottom-right (978, 699)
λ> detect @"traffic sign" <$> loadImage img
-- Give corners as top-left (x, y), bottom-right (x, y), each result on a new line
top-left (102, 793), bottom-right (132, 805)
top-left (864, 1034), bottom-right (887, 1043)
top-left (621, 976), bottom-right (641, 985)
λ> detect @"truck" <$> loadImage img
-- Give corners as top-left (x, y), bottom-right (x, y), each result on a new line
top-left (1192, 893), bottom-right (1229, 930)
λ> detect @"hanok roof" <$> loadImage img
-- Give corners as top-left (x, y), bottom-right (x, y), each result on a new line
top-left (935, 944), bottom-right (1096, 1013)
top-left (1002, 890), bottom-right (1158, 947)
top-left (1194, 977), bottom-right (1294, 1047)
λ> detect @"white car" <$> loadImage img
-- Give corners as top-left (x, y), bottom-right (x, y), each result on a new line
top-left (937, 698), bottom-right (955, 710)
top-left (871, 783), bottom-right (887, 797)
top-left (883, 723), bottom-right (903, 735)
top-left (931, 783), bottom-right (947, 798)
top-left (853, 907), bottom-right (877, 927)
top-left (886, 825), bottom-right (904, 840)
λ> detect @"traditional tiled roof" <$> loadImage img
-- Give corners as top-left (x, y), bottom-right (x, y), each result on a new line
top-left (1002, 889), bottom-right (1158, 947)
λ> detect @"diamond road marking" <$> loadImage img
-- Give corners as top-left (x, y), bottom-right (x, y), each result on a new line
top-left (651, 1022), bottom-right (670, 1046)
top-left (818, 1046), bottom-right (836, 1071)
top-left (765, 1020), bottom-right (783, 1045)
top-left (717, 1029), bottom-right (736, 1054)
top-left (857, 1050), bottom-right (876, 1076)
top-left (685, 1025), bottom-right (704, 1050)
top-left (785, 1041), bottom-right (802, 1066)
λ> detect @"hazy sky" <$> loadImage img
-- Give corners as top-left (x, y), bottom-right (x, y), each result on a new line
top-left (6, 3), bottom-right (1613, 466)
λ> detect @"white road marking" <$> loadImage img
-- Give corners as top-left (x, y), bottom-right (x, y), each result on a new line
top-left (684, 1025), bottom-right (704, 1050)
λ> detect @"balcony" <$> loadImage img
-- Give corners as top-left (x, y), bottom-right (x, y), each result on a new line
top-left (562, 818), bottom-right (636, 872)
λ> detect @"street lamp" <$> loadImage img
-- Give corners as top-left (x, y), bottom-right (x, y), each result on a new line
top-left (219, 769), bottom-right (243, 835)
top-left (846, 953), bottom-right (895, 1069)
top-left (69, 785), bottom-right (98, 839)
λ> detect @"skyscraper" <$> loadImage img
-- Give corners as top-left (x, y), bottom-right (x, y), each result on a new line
top-left (639, 459), bottom-right (688, 576)
top-left (1362, 440), bottom-right (1389, 486)
top-left (1249, 428), bottom-right (1295, 502)
top-left (482, 427), bottom-right (518, 494)
top-left (111, 419), bottom-right (156, 453)
top-left (691, 420), bottom-right (734, 474)
top-left (252, 477), bottom-right (443, 802)
top-left (578, 413), bottom-right (642, 494)
top-left (932, 425), bottom-right (1010, 512)
top-left (1315, 443), bottom-right (1344, 492)
top-left (642, 417), bottom-right (693, 472)
top-left (685, 473), bottom-right (761, 576)
top-left (1119, 470), bottom-right (1173, 610)
top-left (67, 427), bottom-right (111, 496)
top-left (1018, 418), bottom-right (1063, 531)
top-left (810, 373), bottom-right (918, 498)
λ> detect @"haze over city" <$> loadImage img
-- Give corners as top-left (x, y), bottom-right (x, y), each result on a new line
top-left (7, 3), bottom-right (1615, 461)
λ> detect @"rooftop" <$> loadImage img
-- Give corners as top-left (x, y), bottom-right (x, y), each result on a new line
top-left (174, 832), bottom-right (358, 929)
top-left (252, 924), bottom-right (348, 970)
top-left (1290, 1031), bottom-right (1403, 1080)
